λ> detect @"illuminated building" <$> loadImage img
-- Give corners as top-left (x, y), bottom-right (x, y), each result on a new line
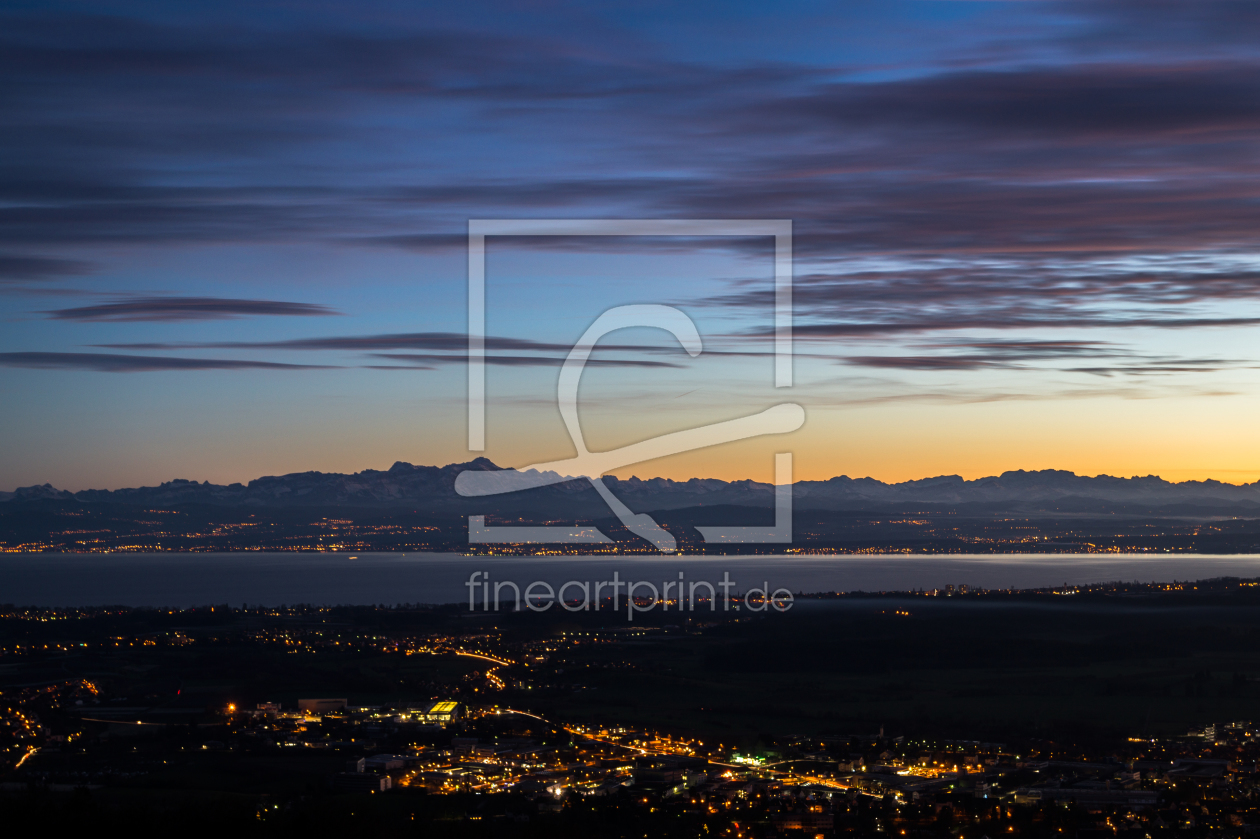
top-left (402, 699), bottom-right (462, 725)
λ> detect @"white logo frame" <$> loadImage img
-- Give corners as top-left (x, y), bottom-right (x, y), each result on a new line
top-left (461, 219), bottom-right (797, 552)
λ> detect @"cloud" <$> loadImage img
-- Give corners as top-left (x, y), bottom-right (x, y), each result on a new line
top-left (815, 330), bottom-right (1248, 376)
top-left (368, 353), bottom-right (682, 368)
top-left (95, 331), bottom-right (668, 354)
top-left (1065, 362), bottom-right (1240, 377)
top-left (788, 315), bottom-right (1260, 338)
top-left (811, 383), bottom-right (1244, 407)
top-left (0, 352), bottom-right (335, 372)
top-left (843, 354), bottom-right (1238, 375)
top-left (760, 63), bottom-right (1260, 140)
top-left (923, 339), bottom-right (1114, 355)
top-left (702, 257), bottom-right (1260, 342)
top-left (843, 355), bottom-right (1025, 371)
top-left (814, 336), bottom-right (1244, 375)
top-left (0, 253), bottom-right (93, 282)
top-left (0, 13), bottom-right (794, 249)
top-left (5, 6), bottom-right (1260, 277)
top-left (89, 331), bottom-right (690, 370)
top-left (98, 332), bottom-right (490, 351)
top-left (367, 228), bottom-right (776, 257)
top-left (6, 3), bottom-right (1260, 375)
top-left (45, 296), bottom-right (340, 322)
top-left (840, 340), bottom-right (1108, 371)
top-left (1065, 1), bottom-right (1260, 53)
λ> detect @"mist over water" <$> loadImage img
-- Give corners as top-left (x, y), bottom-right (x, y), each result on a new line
top-left (3, 553), bottom-right (1260, 608)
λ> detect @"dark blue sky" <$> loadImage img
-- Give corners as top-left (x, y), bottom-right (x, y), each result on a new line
top-left (5, 0), bottom-right (1260, 490)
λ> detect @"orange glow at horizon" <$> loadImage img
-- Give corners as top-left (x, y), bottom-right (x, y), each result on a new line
top-left (14, 389), bottom-right (1260, 491)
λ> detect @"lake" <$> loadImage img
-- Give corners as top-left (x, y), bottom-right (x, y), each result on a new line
top-left (3, 552), bottom-right (1260, 607)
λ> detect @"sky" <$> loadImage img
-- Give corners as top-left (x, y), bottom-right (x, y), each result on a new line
top-left (5, 0), bottom-right (1260, 491)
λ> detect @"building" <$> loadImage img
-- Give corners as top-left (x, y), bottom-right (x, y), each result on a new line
top-left (363, 754), bottom-right (408, 773)
top-left (405, 699), bottom-right (461, 725)
top-left (451, 736), bottom-right (479, 753)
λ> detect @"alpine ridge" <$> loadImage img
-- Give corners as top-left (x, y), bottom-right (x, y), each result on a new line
top-left (5, 461), bottom-right (1260, 515)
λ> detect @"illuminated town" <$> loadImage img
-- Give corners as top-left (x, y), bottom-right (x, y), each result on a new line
top-left (5, 578), bottom-right (1260, 835)
top-left (5, 501), bottom-right (1260, 555)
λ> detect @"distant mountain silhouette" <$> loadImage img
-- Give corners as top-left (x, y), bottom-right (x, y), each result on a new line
top-left (6, 460), bottom-right (1260, 515)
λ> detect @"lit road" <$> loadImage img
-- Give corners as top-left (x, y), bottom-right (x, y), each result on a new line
top-left (449, 649), bottom-right (512, 690)
top-left (494, 708), bottom-right (747, 767)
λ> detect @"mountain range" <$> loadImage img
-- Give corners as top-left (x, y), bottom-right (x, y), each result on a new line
top-left (5, 459), bottom-right (1260, 516)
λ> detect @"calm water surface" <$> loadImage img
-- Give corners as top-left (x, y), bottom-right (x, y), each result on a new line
top-left (3, 552), bottom-right (1260, 607)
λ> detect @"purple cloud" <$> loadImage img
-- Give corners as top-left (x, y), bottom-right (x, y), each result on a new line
top-left (0, 352), bottom-right (335, 372)
top-left (45, 296), bottom-right (340, 322)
